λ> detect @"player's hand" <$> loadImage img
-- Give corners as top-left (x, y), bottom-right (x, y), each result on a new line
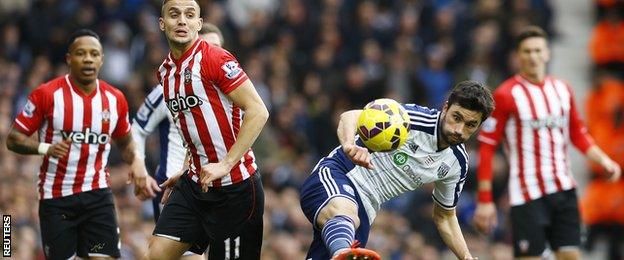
top-left (473, 202), bottom-right (497, 234)
top-left (343, 144), bottom-right (374, 169)
top-left (47, 139), bottom-right (72, 158)
top-left (199, 162), bottom-right (232, 192)
top-left (128, 161), bottom-right (160, 200)
top-left (160, 171), bottom-right (184, 204)
top-left (600, 157), bottom-right (621, 182)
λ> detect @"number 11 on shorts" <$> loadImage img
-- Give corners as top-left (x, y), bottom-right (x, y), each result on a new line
top-left (224, 236), bottom-right (240, 260)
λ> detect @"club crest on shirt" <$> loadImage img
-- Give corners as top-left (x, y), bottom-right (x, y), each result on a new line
top-left (102, 109), bottom-right (110, 122)
top-left (437, 162), bottom-right (450, 178)
top-left (184, 68), bottom-right (192, 84)
top-left (221, 61), bottom-right (242, 79)
top-left (22, 100), bottom-right (36, 118)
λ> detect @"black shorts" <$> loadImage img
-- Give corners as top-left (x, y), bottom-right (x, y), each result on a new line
top-left (153, 172), bottom-right (264, 258)
top-left (39, 188), bottom-right (120, 259)
top-left (510, 189), bottom-right (581, 257)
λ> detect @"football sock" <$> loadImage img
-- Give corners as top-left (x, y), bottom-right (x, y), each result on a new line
top-left (321, 215), bottom-right (356, 256)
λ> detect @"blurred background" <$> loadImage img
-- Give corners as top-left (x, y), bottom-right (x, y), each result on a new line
top-left (0, 0), bottom-right (623, 259)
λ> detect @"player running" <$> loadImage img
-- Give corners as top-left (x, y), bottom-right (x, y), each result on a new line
top-left (132, 22), bottom-right (224, 260)
top-left (146, 0), bottom-right (269, 259)
top-left (5, 29), bottom-right (159, 259)
top-left (473, 26), bottom-right (621, 259)
top-left (300, 81), bottom-right (494, 260)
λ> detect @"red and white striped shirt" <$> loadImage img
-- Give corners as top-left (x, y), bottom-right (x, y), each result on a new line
top-left (14, 75), bottom-right (130, 199)
top-left (478, 75), bottom-right (594, 206)
top-left (157, 39), bottom-right (257, 187)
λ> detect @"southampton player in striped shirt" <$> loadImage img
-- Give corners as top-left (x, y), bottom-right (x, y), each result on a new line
top-left (146, 0), bottom-right (269, 259)
top-left (473, 26), bottom-right (621, 259)
top-left (299, 81), bottom-right (494, 260)
top-left (5, 29), bottom-right (160, 259)
top-left (132, 22), bottom-right (224, 260)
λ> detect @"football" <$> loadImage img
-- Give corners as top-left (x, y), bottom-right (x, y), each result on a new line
top-left (357, 98), bottom-right (410, 152)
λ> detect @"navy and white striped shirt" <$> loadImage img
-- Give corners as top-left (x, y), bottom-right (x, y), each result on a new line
top-left (131, 85), bottom-right (186, 183)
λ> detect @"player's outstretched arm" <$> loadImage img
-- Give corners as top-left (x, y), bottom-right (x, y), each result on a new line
top-left (6, 127), bottom-right (71, 158)
top-left (337, 110), bottom-right (373, 169)
top-left (115, 132), bottom-right (160, 200)
top-left (433, 203), bottom-right (476, 260)
top-left (199, 80), bottom-right (269, 191)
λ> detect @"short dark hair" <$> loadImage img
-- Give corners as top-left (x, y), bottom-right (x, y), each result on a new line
top-left (446, 80), bottom-right (494, 122)
top-left (161, 0), bottom-right (201, 14)
top-left (67, 29), bottom-right (100, 51)
top-left (515, 26), bottom-right (548, 50)
top-left (200, 22), bottom-right (224, 44)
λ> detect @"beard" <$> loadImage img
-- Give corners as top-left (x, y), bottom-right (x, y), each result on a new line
top-left (441, 130), bottom-right (464, 146)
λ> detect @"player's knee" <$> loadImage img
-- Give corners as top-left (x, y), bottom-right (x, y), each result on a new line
top-left (316, 197), bottom-right (360, 229)
top-left (146, 240), bottom-right (170, 260)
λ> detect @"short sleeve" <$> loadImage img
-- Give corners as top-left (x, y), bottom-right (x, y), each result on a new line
top-left (112, 92), bottom-right (131, 138)
top-left (133, 85), bottom-right (168, 135)
top-left (201, 45), bottom-right (250, 94)
top-left (478, 88), bottom-right (513, 147)
top-left (13, 86), bottom-right (48, 136)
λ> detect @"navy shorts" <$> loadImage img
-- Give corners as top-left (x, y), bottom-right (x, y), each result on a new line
top-left (299, 161), bottom-right (370, 260)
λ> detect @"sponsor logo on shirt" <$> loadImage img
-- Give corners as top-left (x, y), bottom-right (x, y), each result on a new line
top-left (527, 116), bottom-right (567, 129)
top-left (22, 100), bottom-right (36, 118)
top-left (167, 94), bottom-right (203, 113)
top-left (61, 128), bottom-right (110, 145)
top-left (393, 152), bottom-right (408, 166)
top-left (221, 61), bottom-right (242, 79)
top-left (437, 162), bottom-right (450, 178)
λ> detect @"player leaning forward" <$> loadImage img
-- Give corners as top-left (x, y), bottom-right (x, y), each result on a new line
top-left (300, 81), bottom-right (494, 259)
top-left (147, 0), bottom-right (270, 259)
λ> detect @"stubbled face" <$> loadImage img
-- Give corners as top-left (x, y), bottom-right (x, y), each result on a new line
top-left (439, 104), bottom-right (483, 146)
top-left (200, 32), bottom-right (222, 46)
top-left (517, 37), bottom-right (550, 79)
top-left (66, 36), bottom-right (103, 86)
top-left (159, 0), bottom-right (202, 47)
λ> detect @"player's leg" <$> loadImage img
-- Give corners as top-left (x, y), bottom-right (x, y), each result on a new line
top-left (510, 197), bottom-right (548, 259)
top-left (153, 178), bottom-right (205, 260)
top-left (39, 197), bottom-right (80, 259)
top-left (147, 175), bottom-right (210, 260)
top-left (547, 190), bottom-right (582, 260)
top-left (147, 236), bottom-right (193, 260)
top-left (206, 173), bottom-right (264, 260)
top-left (300, 164), bottom-right (379, 260)
top-left (75, 189), bottom-right (121, 259)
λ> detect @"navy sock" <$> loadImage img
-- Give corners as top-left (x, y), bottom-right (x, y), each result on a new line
top-left (321, 215), bottom-right (356, 256)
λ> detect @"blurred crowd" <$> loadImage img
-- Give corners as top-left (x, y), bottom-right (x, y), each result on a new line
top-left (582, 1), bottom-right (624, 259)
top-left (2, 0), bottom-right (620, 259)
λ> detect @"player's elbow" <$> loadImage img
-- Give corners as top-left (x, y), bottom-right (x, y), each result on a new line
top-left (6, 131), bottom-right (21, 153)
top-left (432, 203), bottom-right (454, 224)
top-left (258, 104), bottom-right (269, 124)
